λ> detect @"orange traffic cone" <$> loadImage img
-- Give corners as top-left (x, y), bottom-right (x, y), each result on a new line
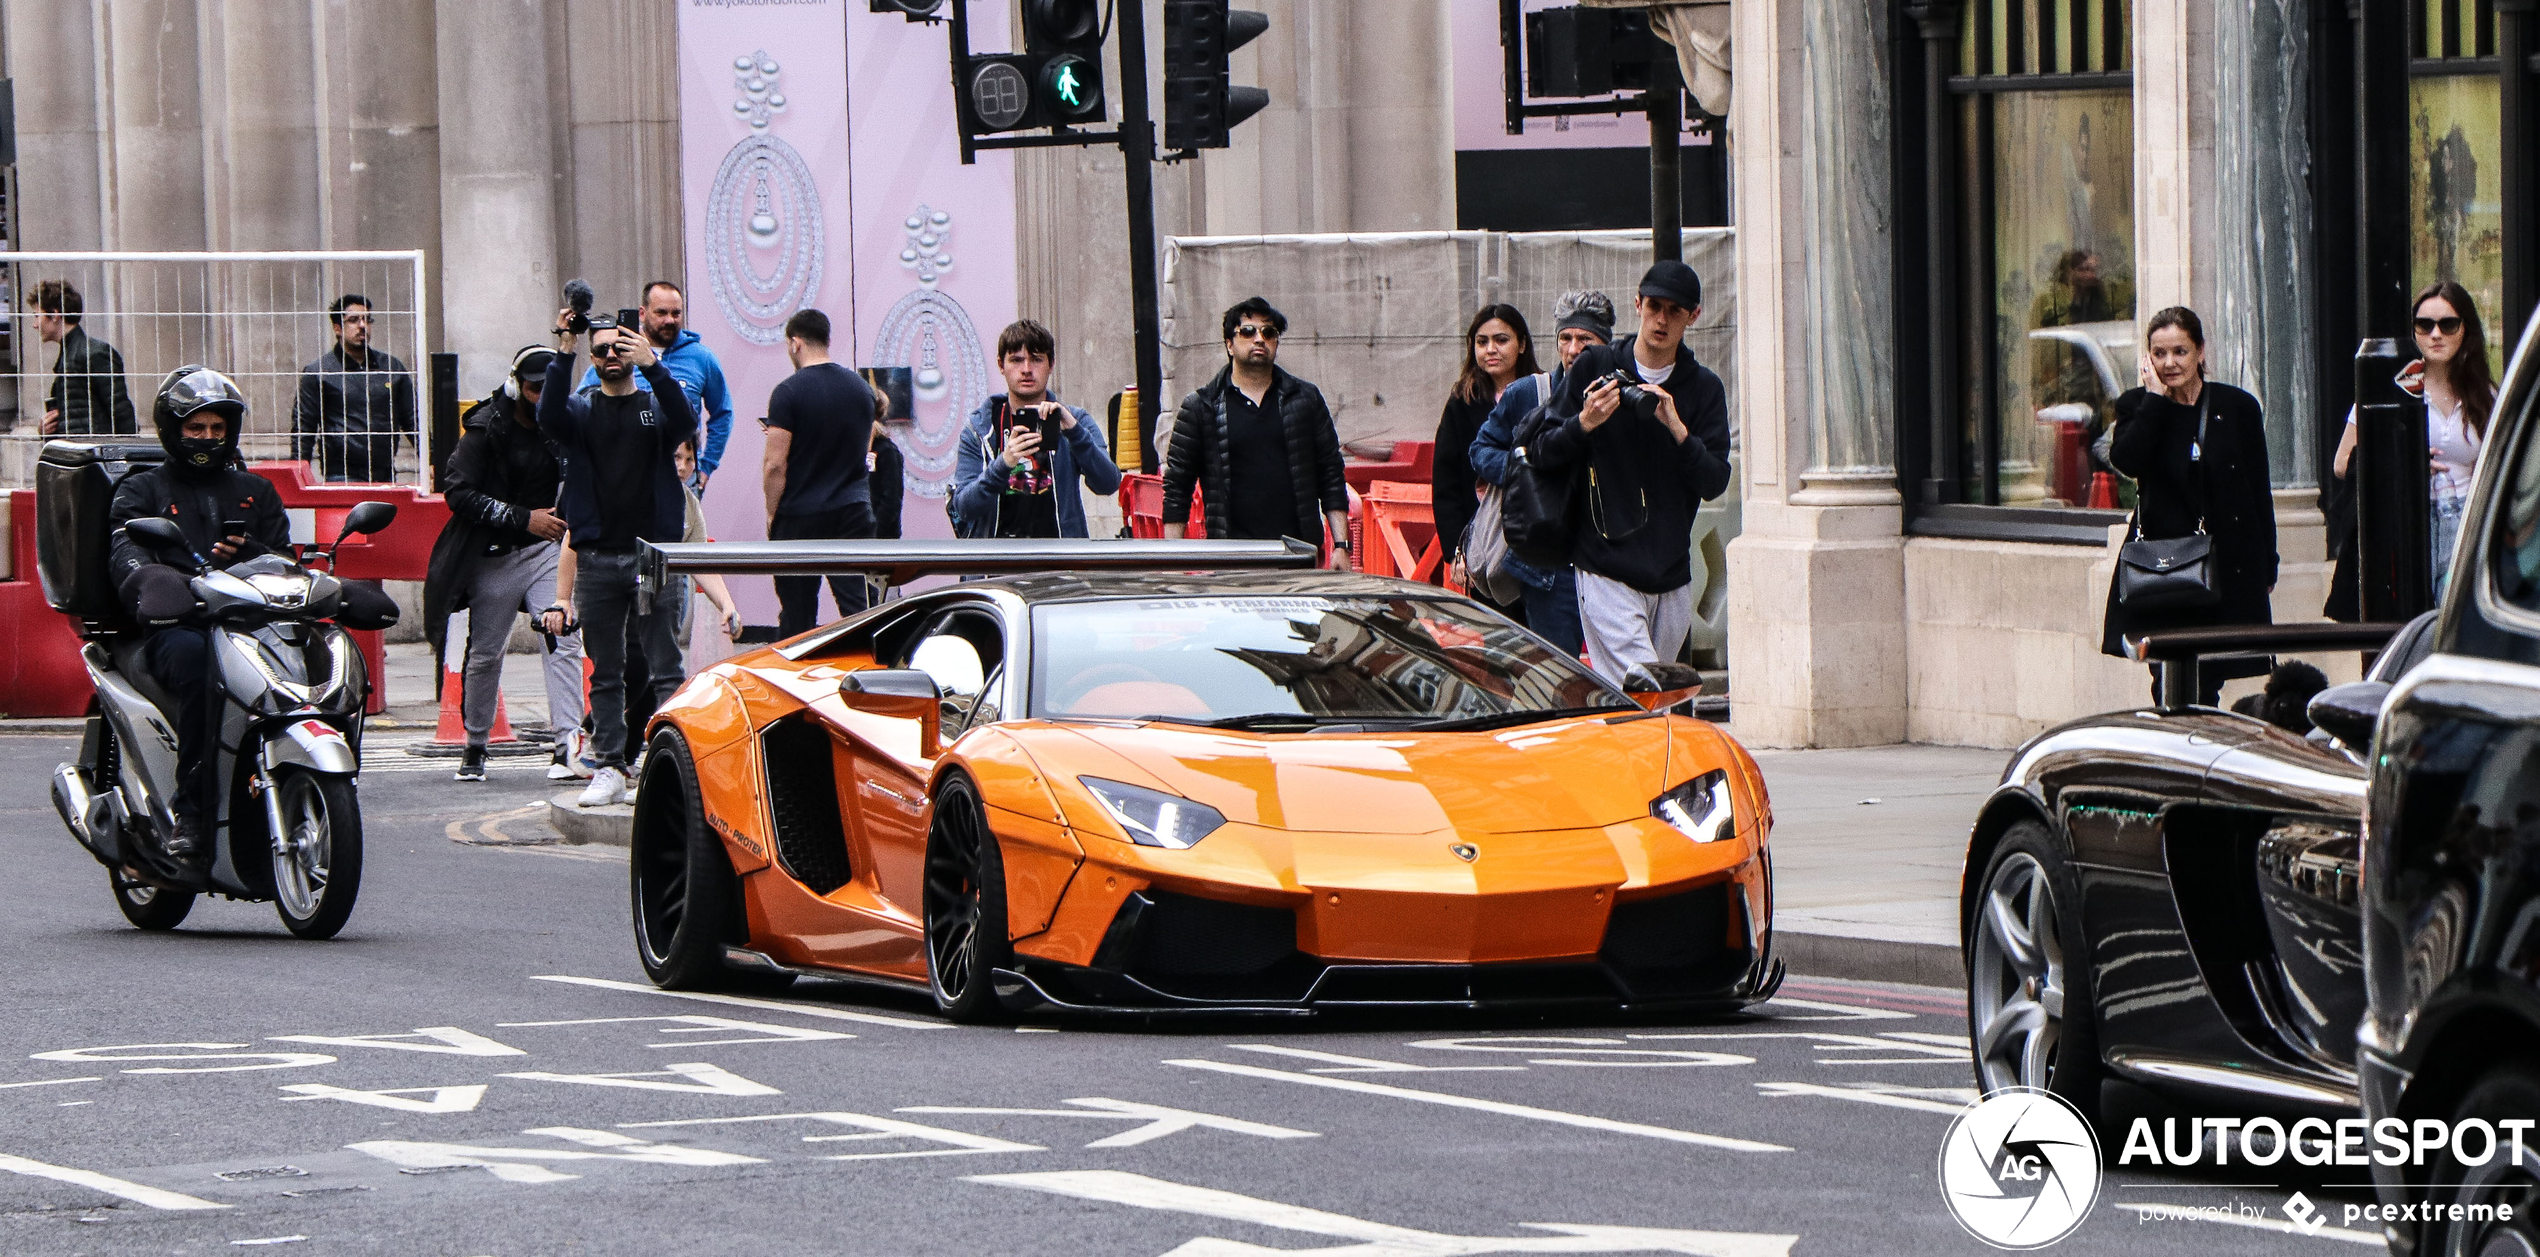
top-left (2087, 472), bottom-right (2119, 509)
top-left (435, 610), bottom-right (517, 745)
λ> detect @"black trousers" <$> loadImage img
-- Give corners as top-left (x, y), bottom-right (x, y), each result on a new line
top-left (773, 502), bottom-right (875, 638)
top-left (144, 628), bottom-right (215, 819)
top-left (577, 549), bottom-right (683, 769)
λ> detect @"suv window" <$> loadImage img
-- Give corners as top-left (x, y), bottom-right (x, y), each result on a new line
top-left (2493, 387), bottom-right (2540, 612)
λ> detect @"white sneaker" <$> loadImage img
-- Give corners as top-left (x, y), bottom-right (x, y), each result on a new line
top-left (578, 767), bottom-right (628, 809)
top-left (619, 767), bottom-right (641, 805)
top-left (547, 728), bottom-right (593, 780)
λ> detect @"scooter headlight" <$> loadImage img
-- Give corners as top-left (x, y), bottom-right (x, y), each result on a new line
top-left (1650, 769), bottom-right (1735, 844)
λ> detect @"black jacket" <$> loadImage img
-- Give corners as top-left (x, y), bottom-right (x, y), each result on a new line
top-left (107, 462), bottom-right (291, 613)
top-left (293, 344), bottom-right (417, 482)
top-left (1432, 392), bottom-right (1497, 564)
top-left (1528, 337), bottom-right (1733, 592)
top-left (1162, 365), bottom-right (1348, 543)
top-left (424, 392), bottom-right (566, 671)
top-left (538, 354), bottom-right (697, 549)
top-left (2100, 381), bottom-right (2279, 655)
top-left (49, 327), bottom-right (137, 436)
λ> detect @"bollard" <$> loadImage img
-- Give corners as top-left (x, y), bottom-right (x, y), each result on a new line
top-left (2353, 338), bottom-right (2431, 621)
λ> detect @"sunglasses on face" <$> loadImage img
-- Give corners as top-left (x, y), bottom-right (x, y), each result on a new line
top-left (590, 343), bottom-right (625, 358)
top-left (1233, 326), bottom-right (1281, 341)
top-left (2416, 316), bottom-right (2464, 335)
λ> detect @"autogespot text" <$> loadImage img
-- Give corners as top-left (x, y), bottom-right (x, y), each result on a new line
top-left (2119, 1115), bottom-right (2533, 1169)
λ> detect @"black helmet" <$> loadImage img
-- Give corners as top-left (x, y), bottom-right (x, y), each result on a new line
top-left (153, 365), bottom-right (247, 474)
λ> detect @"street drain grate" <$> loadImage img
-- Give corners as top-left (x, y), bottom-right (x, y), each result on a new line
top-left (214, 1166), bottom-right (308, 1182)
top-left (395, 1164), bottom-right (474, 1176)
top-left (278, 1185), bottom-right (371, 1199)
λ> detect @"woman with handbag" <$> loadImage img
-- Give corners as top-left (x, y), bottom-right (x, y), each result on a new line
top-left (1435, 303), bottom-right (1540, 618)
top-left (2100, 305), bottom-right (2278, 705)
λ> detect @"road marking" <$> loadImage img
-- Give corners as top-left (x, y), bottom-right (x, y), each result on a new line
top-left (0, 1076), bottom-right (101, 1090)
top-left (499, 1061), bottom-right (780, 1096)
top-left (626, 1111), bottom-right (1042, 1162)
top-left (31, 1044), bottom-right (336, 1075)
top-left (1623, 1031), bottom-right (1967, 1066)
top-left (279, 1083), bottom-right (489, 1114)
top-left (1403, 1037), bottom-right (1754, 1068)
top-left (498, 1014), bottom-right (853, 1048)
top-left (970, 1170), bottom-right (1800, 1255)
top-left (345, 1127), bottom-right (763, 1184)
top-left (531, 974), bottom-right (945, 1030)
top-left (899, 1098), bottom-right (1319, 1148)
top-left (270, 1026), bottom-right (525, 1056)
top-left (1879, 1031), bottom-right (1974, 1049)
top-left (445, 804), bottom-right (552, 846)
top-left (1230, 1044), bottom-right (1527, 1073)
top-left (0, 1151), bottom-right (229, 1211)
top-left (1753, 1082), bottom-right (1971, 1115)
top-left (1163, 1059), bottom-right (1789, 1152)
top-left (1752, 996), bottom-right (1914, 1021)
top-left (2111, 1202), bottom-right (2384, 1246)
top-left (230, 1238), bottom-right (307, 1247)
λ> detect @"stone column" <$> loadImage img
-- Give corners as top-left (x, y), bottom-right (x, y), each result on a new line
top-left (1205, 0), bottom-right (1453, 234)
top-left (435, 0), bottom-right (563, 399)
top-left (321, 1), bottom-right (444, 347)
top-left (104, 0), bottom-right (208, 253)
top-left (7, 0), bottom-right (110, 253)
top-left (1721, 0), bottom-right (1908, 748)
top-left (2132, 0), bottom-right (2202, 316)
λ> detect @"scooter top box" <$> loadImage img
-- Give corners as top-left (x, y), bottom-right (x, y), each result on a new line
top-left (36, 439), bottom-right (166, 624)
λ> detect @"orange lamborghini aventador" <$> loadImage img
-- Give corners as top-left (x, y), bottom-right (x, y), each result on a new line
top-left (627, 539), bottom-right (1779, 1021)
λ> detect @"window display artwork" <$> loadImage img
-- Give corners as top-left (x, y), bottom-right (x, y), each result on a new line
top-left (2410, 75), bottom-right (2505, 379)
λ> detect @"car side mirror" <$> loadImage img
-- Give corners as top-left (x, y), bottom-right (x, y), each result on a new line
top-left (1622, 661), bottom-right (1705, 712)
top-left (841, 669), bottom-right (942, 757)
top-left (2307, 680), bottom-right (2389, 751)
top-left (340, 501), bottom-right (397, 540)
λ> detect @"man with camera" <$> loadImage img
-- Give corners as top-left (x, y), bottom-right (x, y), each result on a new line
top-left (537, 307), bottom-right (697, 807)
top-left (575, 281), bottom-right (734, 488)
top-left (762, 308), bottom-right (879, 637)
top-left (1526, 261), bottom-right (1731, 682)
top-left (293, 294), bottom-right (417, 482)
top-left (1161, 297), bottom-right (1352, 567)
top-left (950, 319), bottom-right (1123, 539)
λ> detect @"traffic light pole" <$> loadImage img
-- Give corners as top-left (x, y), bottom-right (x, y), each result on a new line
top-left (1117, 0), bottom-right (1166, 471)
top-left (1647, 52), bottom-right (1681, 264)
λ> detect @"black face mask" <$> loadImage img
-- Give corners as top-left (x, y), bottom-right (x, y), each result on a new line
top-left (175, 436), bottom-right (227, 473)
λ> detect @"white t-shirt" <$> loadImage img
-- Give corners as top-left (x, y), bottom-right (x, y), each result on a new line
top-left (2344, 392), bottom-right (2483, 491)
top-left (1634, 358), bottom-right (1675, 387)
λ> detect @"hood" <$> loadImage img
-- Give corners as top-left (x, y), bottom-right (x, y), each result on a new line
top-left (661, 328), bottom-right (705, 357)
top-left (1044, 717), bottom-right (1674, 835)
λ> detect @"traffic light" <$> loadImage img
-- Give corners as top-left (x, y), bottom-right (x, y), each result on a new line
top-left (1022, 0), bottom-right (1105, 124)
top-left (1163, 1), bottom-right (1270, 151)
top-left (1524, 5), bottom-right (1658, 98)
top-left (869, 0), bottom-right (944, 19)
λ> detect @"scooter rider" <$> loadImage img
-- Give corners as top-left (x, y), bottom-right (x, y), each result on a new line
top-left (107, 367), bottom-right (291, 860)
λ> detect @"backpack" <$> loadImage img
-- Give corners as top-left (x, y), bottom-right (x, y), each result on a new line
top-left (1499, 376), bottom-right (1578, 568)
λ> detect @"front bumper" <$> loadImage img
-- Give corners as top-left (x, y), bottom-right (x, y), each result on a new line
top-left (2359, 1044), bottom-right (2417, 1255)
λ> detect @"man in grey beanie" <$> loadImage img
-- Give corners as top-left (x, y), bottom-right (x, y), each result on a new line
top-left (1465, 289), bottom-right (1615, 658)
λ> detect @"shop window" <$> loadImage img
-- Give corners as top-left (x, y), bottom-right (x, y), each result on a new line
top-left (1953, 0), bottom-right (2135, 513)
top-left (2412, 0), bottom-right (2505, 379)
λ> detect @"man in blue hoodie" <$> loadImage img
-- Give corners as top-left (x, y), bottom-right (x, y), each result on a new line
top-left (949, 320), bottom-right (1123, 538)
top-left (577, 281), bottom-right (734, 486)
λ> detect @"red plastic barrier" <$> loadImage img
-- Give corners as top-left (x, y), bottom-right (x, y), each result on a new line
top-left (1342, 440), bottom-right (1433, 497)
top-left (0, 464), bottom-right (447, 719)
top-left (1119, 473), bottom-right (1204, 539)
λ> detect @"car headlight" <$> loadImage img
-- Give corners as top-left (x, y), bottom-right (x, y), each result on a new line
top-left (1079, 777), bottom-right (1227, 850)
top-left (1650, 769), bottom-right (1735, 844)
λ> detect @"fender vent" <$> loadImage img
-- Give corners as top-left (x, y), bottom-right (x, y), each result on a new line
top-left (760, 716), bottom-right (852, 895)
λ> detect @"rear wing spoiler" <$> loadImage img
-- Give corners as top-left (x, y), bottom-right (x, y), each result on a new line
top-left (642, 537), bottom-right (1318, 590)
top-left (2127, 621), bottom-right (2404, 710)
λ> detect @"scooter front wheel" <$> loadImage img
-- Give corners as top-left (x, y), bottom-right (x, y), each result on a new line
top-left (270, 769), bottom-right (363, 940)
top-left (111, 868), bottom-right (194, 930)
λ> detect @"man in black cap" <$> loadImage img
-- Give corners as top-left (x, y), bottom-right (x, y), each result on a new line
top-left (1524, 260), bottom-right (1731, 682)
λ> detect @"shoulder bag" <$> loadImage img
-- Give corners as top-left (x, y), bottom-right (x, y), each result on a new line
top-left (1460, 373), bottom-right (1544, 603)
top-left (2113, 389), bottom-right (2221, 612)
top-left (1500, 378), bottom-right (1580, 569)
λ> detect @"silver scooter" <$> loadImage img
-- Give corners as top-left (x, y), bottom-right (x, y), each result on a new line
top-left (50, 502), bottom-right (396, 939)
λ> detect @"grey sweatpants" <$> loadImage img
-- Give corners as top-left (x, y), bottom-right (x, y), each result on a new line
top-left (456, 541), bottom-right (585, 746)
top-left (1575, 568), bottom-right (1693, 684)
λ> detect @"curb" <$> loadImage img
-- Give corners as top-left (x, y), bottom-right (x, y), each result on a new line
top-left (0, 718), bottom-right (89, 735)
top-left (547, 790), bottom-right (633, 847)
top-left (1776, 929), bottom-right (1963, 989)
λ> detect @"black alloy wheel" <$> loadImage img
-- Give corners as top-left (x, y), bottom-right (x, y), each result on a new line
top-left (1966, 820), bottom-right (2104, 1129)
top-left (111, 867), bottom-right (194, 930)
top-left (2425, 1062), bottom-right (2540, 1256)
top-left (923, 772), bottom-right (1012, 1023)
top-left (630, 728), bottom-right (777, 990)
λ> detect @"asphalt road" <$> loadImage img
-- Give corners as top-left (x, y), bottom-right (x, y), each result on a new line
top-left (0, 730), bottom-right (2391, 1256)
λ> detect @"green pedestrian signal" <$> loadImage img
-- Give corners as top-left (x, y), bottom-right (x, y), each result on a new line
top-left (1038, 53), bottom-right (1103, 121)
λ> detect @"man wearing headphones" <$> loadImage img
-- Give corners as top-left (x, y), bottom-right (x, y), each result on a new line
top-left (423, 345), bottom-right (586, 783)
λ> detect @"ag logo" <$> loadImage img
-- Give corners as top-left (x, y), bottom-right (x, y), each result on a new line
top-left (1937, 1087), bottom-right (2101, 1249)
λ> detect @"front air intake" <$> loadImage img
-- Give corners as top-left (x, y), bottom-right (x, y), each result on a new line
top-left (759, 716), bottom-right (853, 894)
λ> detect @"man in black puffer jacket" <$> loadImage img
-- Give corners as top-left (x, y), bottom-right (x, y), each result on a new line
top-left (1160, 297), bottom-right (1352, 568)
top-left (108, 368), bottom-right (295, 859)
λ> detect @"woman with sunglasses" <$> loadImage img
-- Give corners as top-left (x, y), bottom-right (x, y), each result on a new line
top-left (2328, 281), bottom-right (2497, 607)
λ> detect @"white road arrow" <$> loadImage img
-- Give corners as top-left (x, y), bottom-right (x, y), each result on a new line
top-left (278, 1083), bottom-right (490, 1114)
top-left (498, 1061), bottom-right (780, 1096)
top-left (971, 1170), bottom-right (1796, 1256)
top-left (898, 1098), bottom-right (1318, 1148)
top-left (270, 1026), bottom-right (525, 1056)
top-left (345, 1127), bottom-right (762, 1184)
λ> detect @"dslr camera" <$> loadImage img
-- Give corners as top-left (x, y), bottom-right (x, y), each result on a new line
top-left (1601, 369), bottom-right (1664, 423)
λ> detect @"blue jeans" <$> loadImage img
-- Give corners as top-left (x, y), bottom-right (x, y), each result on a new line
top-left (1517, 566), bottom-right (1583, 659)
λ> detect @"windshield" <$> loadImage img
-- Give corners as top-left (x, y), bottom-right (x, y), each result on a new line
top-left (1030, 595), bottom-right (1630, 727)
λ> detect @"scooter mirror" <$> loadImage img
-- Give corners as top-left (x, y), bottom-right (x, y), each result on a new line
top-left (123, 517), bottom-right (190, 551)
top-left (339, 501), bottom-right (397, 539)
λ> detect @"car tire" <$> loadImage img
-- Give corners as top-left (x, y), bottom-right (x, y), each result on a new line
top-left (111, 868), bottom-right (193, 930)
top-left (923, 771), bottom-right (1012, 1024)
top-left (630, 727), bottom-right (767, 991)
top-left (2421, 1060), bottom-right (2540, 1256)
top-left (1966, 819), bottom-right (2104, 1129)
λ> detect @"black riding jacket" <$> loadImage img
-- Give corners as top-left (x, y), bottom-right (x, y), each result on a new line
top-left (106, 461), bottom-right (292, 600)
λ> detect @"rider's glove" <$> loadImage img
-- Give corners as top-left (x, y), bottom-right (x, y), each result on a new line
top-left (121, 565), bottom-right (196, 625)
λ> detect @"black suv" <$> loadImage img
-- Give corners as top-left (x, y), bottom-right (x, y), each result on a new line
top-left (2364, 317), bottom-right (2540, 1254)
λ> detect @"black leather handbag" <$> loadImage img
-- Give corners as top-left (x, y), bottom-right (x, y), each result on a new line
top-left (2114, 391), bottom-right (2221, 612)
top-left (1501, 399), bottom-right (1578, 568)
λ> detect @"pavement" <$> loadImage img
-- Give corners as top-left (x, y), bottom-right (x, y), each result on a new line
top-left (0, 729), bottom-right (2379, 1255)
